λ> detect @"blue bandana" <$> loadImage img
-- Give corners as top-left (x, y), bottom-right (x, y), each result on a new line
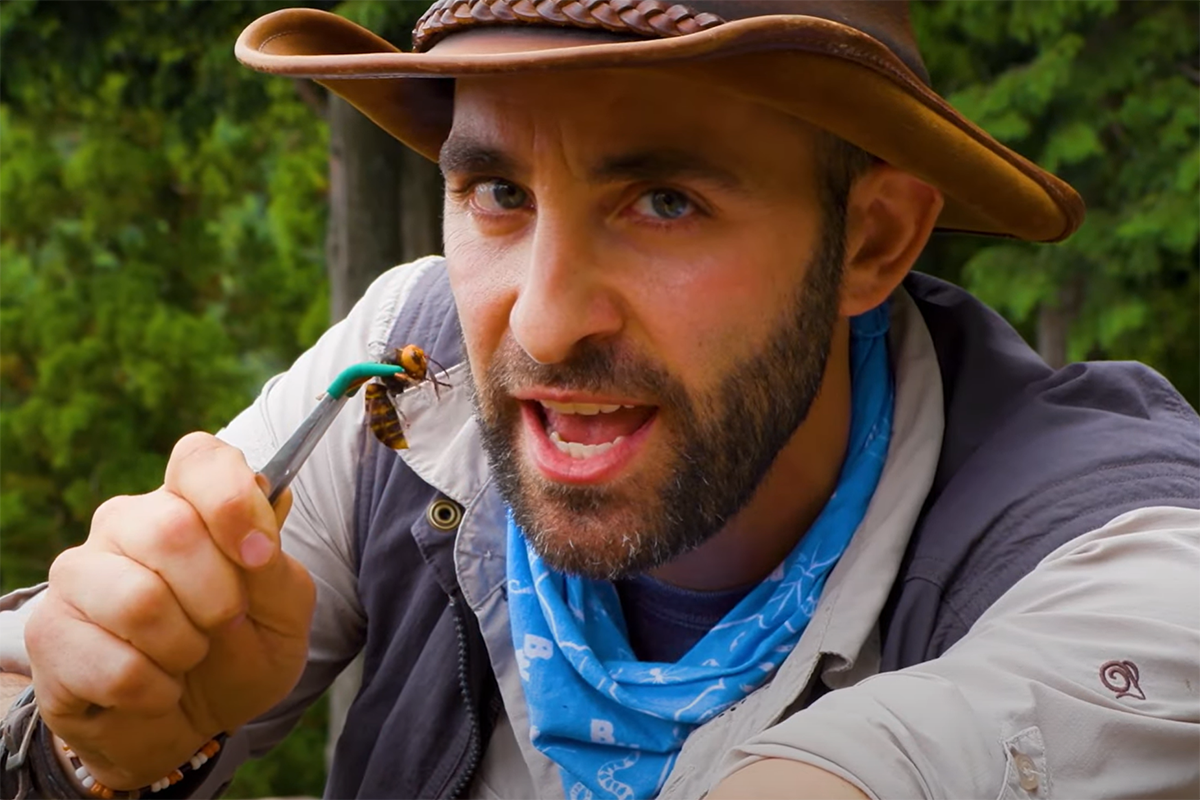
top-left (506, 304), bottom-right (894, 800)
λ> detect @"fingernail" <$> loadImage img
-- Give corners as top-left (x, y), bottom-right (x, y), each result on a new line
top-left (239, 531), bottom-right (273, 569)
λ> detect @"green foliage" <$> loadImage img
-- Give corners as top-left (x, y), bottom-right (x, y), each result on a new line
top-left (336, 0), bottom-right (429, 39)
top-left (0, 0), bottom-right (330, 589)
top-left (1, 3), bottom-right (332, 793)
top-left (913, 0), bottom-right (1200, 405)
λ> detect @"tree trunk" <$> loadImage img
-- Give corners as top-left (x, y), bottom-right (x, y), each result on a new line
top-left (323, 96), bottom-right (444, 771)
top-left (326, 97), bottom-right (443, 323)
top-left (1037, 279), bottom-right (1082, 369)
top-left (398, 145), bottom-right (444, 264)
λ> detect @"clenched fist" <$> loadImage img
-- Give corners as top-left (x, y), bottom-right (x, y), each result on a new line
top-left (25, 432), bottom-right (316, 790)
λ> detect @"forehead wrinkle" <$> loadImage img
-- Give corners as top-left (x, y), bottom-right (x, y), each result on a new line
top-left (593, 148), bottom-right (748, 194)
top-left (445, 80), bottom-right (777, 197)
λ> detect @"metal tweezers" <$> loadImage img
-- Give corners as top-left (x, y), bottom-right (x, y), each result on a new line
top-left (256, 362), bottom-right (406, 506)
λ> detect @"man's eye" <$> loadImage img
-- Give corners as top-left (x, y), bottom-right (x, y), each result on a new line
top-left (472, 180), bottom-right (529, 212)
top-left (633, 189), bottom-right (694, 221)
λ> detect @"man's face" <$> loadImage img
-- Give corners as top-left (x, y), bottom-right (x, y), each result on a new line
top-left (443, 67), bottom-right (844, 580)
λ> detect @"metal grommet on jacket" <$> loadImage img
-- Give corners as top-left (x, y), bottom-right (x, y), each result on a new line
top-left (426, 497), bottom-right (464, 531)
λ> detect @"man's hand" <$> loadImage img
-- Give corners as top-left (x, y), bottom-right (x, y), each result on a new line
top-left (708, 759), bottom-right (869, 800)
top-left (25, 432), bottom-right (316, 790)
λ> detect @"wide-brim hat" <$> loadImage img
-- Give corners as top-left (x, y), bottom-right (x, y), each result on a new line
top-left (235, 0), bottom-right (1085, 242)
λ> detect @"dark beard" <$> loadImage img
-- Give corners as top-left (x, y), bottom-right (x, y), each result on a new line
top-left (468, 230), bottom-right (844, 580)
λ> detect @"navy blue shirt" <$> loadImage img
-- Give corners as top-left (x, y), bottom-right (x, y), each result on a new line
top-left (617, 574), bottom-right (752, 663)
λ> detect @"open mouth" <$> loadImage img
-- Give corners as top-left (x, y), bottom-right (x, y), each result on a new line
top-left (519, 398), bottom-right (659, 483)
top-left (537, 400), bottom-right (655, 457)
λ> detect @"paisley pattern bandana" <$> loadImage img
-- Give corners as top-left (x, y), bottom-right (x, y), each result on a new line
top-left (506, 304), bottom-right (894, 800)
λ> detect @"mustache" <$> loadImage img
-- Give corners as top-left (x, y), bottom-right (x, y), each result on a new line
top-left (472, 335), bottom-right (682, 403)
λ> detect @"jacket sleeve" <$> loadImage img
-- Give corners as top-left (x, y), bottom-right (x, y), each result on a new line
top-left (718, 505), bottom-right (1200, 799)
top-left (0, 257), bottom-right (443, 794)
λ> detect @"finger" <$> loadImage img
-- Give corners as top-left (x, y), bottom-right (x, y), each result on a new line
top-left (241, 551), bottom-right (316, 639)
top-left (49, 547), bottom-right (209, 676)
top-left (92, 491), bottom-right (248, 632)
top-left (27, 592), bottom-right (182, 721)
top-left (164, 432), bottom-right (280, 571)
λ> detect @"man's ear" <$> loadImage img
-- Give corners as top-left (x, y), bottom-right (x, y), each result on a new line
top-left (840, 165), bottom-right (943, 317)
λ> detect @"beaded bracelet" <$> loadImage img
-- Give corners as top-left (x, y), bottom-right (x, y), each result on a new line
top-left (60, 735), bottom-right (225, 800)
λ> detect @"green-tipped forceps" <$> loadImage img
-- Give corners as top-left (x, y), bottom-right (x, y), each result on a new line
top-left (257, 362), bottom-right (406, 506)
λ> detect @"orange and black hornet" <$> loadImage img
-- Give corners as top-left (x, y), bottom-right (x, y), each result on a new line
top-left (363, 344), bottom-right (449, 449)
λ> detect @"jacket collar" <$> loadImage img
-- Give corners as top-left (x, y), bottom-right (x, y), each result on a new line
top-left (394, 360), bottom-right (487, 509)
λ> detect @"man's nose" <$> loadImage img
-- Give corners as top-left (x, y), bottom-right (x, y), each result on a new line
top-left (509, 214), bottom-right (624, 365)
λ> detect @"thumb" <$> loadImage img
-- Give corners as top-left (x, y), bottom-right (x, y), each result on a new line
top-left (164, 433), bottom-right (280, 572)
top-left (244, 477), bottom-right (310, 633)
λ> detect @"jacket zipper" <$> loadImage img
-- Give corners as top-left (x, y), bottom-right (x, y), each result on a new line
top-left (444, 595), bottom-right (483, 800)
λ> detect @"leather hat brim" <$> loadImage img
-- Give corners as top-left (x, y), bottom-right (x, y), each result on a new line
top-left (236, 8), bottom-right (1084, 242)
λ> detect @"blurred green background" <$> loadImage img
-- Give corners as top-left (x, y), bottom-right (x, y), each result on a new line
top-left (1, 1), bottom-right (1196, 796)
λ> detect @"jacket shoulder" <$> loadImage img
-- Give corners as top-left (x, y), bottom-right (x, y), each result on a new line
top-left (884, 274), bottom-right (1200, 668)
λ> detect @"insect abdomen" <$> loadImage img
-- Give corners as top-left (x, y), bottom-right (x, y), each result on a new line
top-left (365, 382), bottom-right (409, 450)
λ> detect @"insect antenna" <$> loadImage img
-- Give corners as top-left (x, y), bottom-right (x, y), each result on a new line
top-left (425, 356), bottom-right (452, 399)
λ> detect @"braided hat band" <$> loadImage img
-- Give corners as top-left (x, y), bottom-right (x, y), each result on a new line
top-left (414, 0), bottom-right (725, 51)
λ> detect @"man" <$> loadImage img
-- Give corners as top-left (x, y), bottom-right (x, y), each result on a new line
top-left (2, 2), bottom-right (1197, 798)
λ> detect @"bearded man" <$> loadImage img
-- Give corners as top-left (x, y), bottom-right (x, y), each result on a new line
top-left (2, 3), bottom-right (1197, 799)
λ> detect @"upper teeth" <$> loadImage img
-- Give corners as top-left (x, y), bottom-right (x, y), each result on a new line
top-left (540, 400), bottom-right (634, 415)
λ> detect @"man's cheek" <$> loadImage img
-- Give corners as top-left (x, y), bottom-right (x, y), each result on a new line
top-left (449, 269), bottom-right (520, 369)
top-left (449, 288), bottom-right (496, 376)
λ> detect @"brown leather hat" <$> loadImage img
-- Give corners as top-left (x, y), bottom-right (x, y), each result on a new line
top-left (235, 0), bottom-right (1085, 242)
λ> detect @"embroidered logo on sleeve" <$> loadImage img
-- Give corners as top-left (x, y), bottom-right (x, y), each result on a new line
top-left (1099, 660), bottom-right (1146, 700)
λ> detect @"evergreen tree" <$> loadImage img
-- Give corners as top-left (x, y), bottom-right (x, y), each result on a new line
top-left (1, 5), bottom-right (333, 792)
top-left (912, 0), bottom-right (1199, 404)
top-left (1, 0), bottom-right (331, 590)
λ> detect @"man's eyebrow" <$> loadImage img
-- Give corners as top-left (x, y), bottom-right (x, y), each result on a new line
top-left (593, 149), bottom-right (745, 192)
top-left (438, 139), bottom-right (745, 193)
top-left (439, 136), bottom-right (520, 177)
